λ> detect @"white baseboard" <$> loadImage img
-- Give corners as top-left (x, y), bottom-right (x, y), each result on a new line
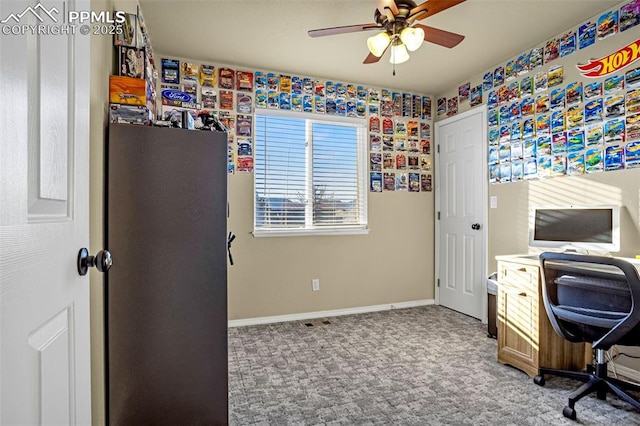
top-left (609, 363), bottom-right (640, 383)
top-left (228, 299), bottom-right (435, 328)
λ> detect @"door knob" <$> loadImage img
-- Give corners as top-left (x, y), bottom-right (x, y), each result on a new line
top-left (77, 248), bottom-right (112, 276)
top-left (471, 223), bottom-right (481, 230)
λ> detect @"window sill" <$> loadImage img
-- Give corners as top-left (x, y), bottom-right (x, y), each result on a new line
top-left (252, 227), bottom-right (371, 238)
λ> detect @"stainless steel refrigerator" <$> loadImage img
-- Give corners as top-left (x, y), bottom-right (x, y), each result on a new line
top-left (105, 123), bottom-right (228, 425)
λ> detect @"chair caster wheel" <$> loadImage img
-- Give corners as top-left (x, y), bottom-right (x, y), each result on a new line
top-left (563, 406), bottom-right (576, 420)
top-left (534, 375), bottom-right (545, 386)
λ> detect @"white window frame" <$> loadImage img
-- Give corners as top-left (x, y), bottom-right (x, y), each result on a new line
top-left (253, 109), bottom-right (369, 237)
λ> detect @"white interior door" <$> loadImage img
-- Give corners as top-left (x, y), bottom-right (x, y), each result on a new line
top-left (435, 106), bottom-right (487, 320)
top-left (0, 0), bottom-right (91, 424)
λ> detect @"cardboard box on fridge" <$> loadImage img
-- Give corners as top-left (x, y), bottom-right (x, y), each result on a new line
top-left (109, 75), bottom-right (146, 105)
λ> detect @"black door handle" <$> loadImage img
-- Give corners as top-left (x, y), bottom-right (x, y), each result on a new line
top-left (227, 232), bottom-right (236, 266)
top-left (471, 223), bottom-right (481, 230)
top-left (77, 248), bottom-right (112, 276)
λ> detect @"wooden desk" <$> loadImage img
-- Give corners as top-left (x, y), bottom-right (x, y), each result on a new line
top-left (496, 255), bottom-right (588, 377)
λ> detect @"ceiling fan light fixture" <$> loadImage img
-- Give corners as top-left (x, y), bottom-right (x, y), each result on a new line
top-left (400, 26), bottom-right (425, 51)
top-left (389, 42), bottom-right (410, 64)
top-left (367, 31), bottom-right (391, 57)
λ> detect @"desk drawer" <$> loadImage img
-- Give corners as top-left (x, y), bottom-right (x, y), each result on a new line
top-left (499, 262), bottom-right (539, 292)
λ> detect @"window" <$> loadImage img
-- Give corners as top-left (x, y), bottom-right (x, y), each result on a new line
top-left (254, 111), bottom-right (368, 236)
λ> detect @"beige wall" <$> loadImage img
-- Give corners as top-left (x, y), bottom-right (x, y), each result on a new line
top-left (435, 1), bottom-right (640, 373)
top-left (228, 174), bottom-right (434, 320)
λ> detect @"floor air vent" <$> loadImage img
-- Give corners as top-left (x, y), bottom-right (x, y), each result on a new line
top-left (302, 320), bottom-right (332, 327)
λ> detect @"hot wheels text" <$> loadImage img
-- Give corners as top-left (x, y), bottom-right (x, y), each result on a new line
top-left (577, 39), bottom-right (640, 78)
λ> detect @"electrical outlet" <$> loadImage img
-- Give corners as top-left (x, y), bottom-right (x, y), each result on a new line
top-left (312, 279), bottom-right (320, 291)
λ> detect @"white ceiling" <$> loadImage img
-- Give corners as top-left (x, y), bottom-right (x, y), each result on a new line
top-left (138, 0), bottom-right (622, 95)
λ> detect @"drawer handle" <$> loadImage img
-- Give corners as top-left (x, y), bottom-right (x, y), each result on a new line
top-left (517, 267), bottom-right (527, 272)
top-left (519, 292), bottom-right (527, 297)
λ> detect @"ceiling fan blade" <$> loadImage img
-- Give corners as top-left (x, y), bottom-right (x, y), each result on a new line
top-left (363, 52), bottom-right (383, 64)
top-left (363, 40), bottom-right (391, 64)
top-left (409, 0), bottom-right (467, 21)
top-left (415, 24), bottom-right (465, 48)
top-left (308, 23), bottom-right (380, 37)
top-left (377, 0), bottom-right (399, 16)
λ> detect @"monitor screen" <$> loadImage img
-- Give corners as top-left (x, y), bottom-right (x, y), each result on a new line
top-left (529, 205), bottom-right (620, 252)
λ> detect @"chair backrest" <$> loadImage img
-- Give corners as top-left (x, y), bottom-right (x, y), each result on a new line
top-left (539, 252), bottom-right (640, 350)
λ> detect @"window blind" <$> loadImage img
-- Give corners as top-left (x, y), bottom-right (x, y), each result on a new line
top-left (254, 113), bottom-right (367, 235)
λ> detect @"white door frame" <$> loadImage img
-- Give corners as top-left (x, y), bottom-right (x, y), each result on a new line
top-left (434, 105), bottom-right (489, 323)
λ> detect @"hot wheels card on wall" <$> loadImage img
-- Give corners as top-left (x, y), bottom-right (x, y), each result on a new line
top-left (218, 68), bottom-right (235, 90)
top-left (383, 173), bottom-right (395, 191)
top-left (517, 52), bottom-right (530, 76)
top-left (325, 81), bottom-right (336, 98)
top-left (627, 67), bottom-right (640, 90)
top-left (447, 97), bottom-right (458, 116)
top-left (289, 76), bottom-right (302, 94)
top-left (201, 87), bottom-right (217, 109)
top-left (524, 158), bottom-right (537, 179)
top-left (395, 173), bottom-right (408, 190)
top-left (267, 74), bottom-right (279, 91)
top-left (254, 90), bottom-right (267, 109)
top-left (567, 152), bottom-right (585, 175)
top-left (545, 39), bottom-right (559, 62)
top-left (493, 66), bottom-right (504, 87)
top-left (552, 133), bottom-right (567, 154)
top-left (537, 135), bottom-right (552, 156)
top-left (236, 71), bottom-right (254, 91)
top-left (199, 65), bottom-right (216, 87)
top-left (254, 71), bottom-right (266, 90)
top-left (413, 95), bottom-right (421, 118)
top-left (220, 90), bottom-right (233, 110)
top-left (470, 86), bottom-right (483, 107)
top-left (522, 119), bottom-right (534, 139)
top-left (578, 22), bottom-right (596, 49)
top-left (499, 161), bottom-right (512, 183)
top-left (314, 96), bottom-right (326, 114)
top-left (237, 93), bottom-right (252, 114)
top-left (161, 58), bottom-right (180, 84)
top-left (370, 153), bottom-right (382, 171)
top-left (303, 78), bottom-right (313, 95)
top-left (488, 128), bottom-right (499, 145)
top-left (586, 123), bottom-right (604, 146)
top-left (585, 81), bottom-right (603, 99)
top-left (534, 72), bottom-right (548, 93)
top-left (521, 98), bottom-right (534, 117)
top-left (512, 160), bottom-right (524, 181)
top-left (279, 93), bottom-right (291, 110)
top-left (420, 140), bottom-right (430, 155)
top-left (604, 75), bottom-right (625, 94)
top-left (505, 60), bottom-right (516, 81)
top-left (408, 173), bottom-right (420, 192)
top-left (551, 111), bottom-right (565, 134)
top-left (628, 113), bottom-right (640, 140)
top-left (605, 118), bottom-right (626, 143)
top-left (566, 82), bottom-right (583, 105)
top-left (585, 148), bottom-right (604, 172)
top-left (537, 155), bottom-right (552, 178)
top-left (437, 98), bottom-right (446, 115)
top-left (489, 164), bottom-right (499, 183)
top-left (627, 89), bottom-right (640, 114)
top-left (421, 174), bottom-right (432, 191)
top-left (550, 88), bottom-right (566, 111)
top-left (336, 83), bottom-right (347, 100)
top-left (422, 97), bottom-right (431, 120)
top-left (346, 100), bottom-right (356, 117)
top-left (548, 65), bottom-right (564, 88)
top-left (370, 134), bottom-right (382, 152)
top-left (487, 91), bottom-right (498, 109)
top-left (626, 141), bottom-right (640, 167)
top-left (568, 129), bottom-right (585, 152)
top-left (569, 106), bottom-right (585, 129)
top-left (597, 10), bottom-right (618, 40)
top-left (523, 138), bottom-right (536, 158)
top-left (508, 82), bottom-right (519, 102)
top-left (535, 94), bottom-right (548, 114)
top-left (303, 95), bottom-right (314, 113)
top-left (520, 76), bottom-right (533, 98)
top-left (559, 31), bottom-right (576, 57)
top-left (536, 114), bottom-right (550, 135)
top-left (605, 145), bottom-right (625, 170)
top-left (382, 135), bottom-right (394, 151)
top-left (530, 47), bottom-right (544, 69)
top-left (459, 82), bottom-right (470, 102)
top-left (483, 72), bottom-right (493, 91)
top-left (621, 0), bottom-right (640, 31)
top-left (370, 172), bottom-right (382, 192)
top-left (291, 93), bottom-right (303, 112)
top-left (605, 94), bottom-right (625, 118)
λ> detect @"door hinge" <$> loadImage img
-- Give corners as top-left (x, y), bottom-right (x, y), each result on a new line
top-left (437, 278), bottom-right (440, 287)
top-left (437, 144), bottom-right (440, 153)
top-left (437, 211), bottom-right (440, 220)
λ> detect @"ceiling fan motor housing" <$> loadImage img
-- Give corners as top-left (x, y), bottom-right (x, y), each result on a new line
top-left (375, 0), bottom-right (418, 35)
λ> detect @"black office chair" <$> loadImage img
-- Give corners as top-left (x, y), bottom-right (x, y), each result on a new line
top-left (535, 252), bottom-right (640, 420)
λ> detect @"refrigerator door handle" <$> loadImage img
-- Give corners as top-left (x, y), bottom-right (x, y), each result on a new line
top-left (227, 232), bottom-right (236, 266)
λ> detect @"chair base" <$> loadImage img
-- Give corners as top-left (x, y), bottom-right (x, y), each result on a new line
top-left (535, 363), bottom-right (640, 420)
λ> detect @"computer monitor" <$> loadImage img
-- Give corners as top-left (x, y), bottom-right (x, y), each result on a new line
top-left (529, 205), bottom-right (620, 252)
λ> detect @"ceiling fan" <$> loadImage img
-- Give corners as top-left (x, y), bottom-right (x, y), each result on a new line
top-left (308, 0), bottom-right (466, 65)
